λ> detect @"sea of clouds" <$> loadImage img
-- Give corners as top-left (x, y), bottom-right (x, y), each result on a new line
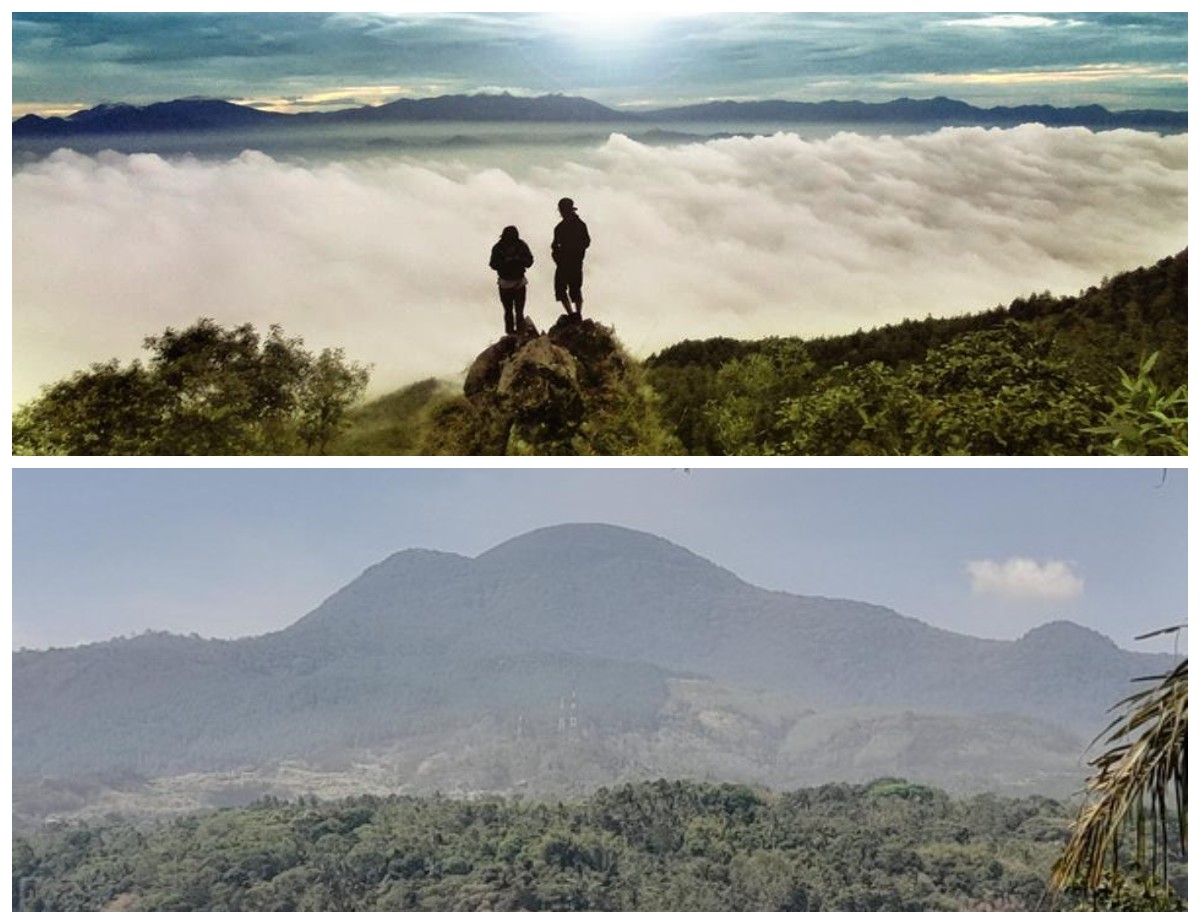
top-left (12, 125), bottom-right (1187, 404)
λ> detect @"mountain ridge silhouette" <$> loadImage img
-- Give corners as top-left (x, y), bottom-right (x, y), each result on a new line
top-left (13, 93), bottom-right (1186, 136)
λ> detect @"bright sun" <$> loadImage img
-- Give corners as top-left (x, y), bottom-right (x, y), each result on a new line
top-left (546, 9), bottom-right (707, 43)
top-left (549, 9), bottom-right (705, 30)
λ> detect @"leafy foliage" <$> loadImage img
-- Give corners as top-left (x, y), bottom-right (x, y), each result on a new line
top-left (646, 251), bottom-right (1187, 456)
top-left (785, 324), bottom-right (1105, 455)
top-left (12, 780), bottom-right (1077, 912)
top-left (1088, 353), bottom-right (1188, 455)
top-left (705, 338), bottom-right (815, 452)
top-left (13, 319), bottom-right (370, 455)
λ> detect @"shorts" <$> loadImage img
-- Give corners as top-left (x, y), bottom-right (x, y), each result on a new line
top-left (554, 260), bottom-right (584, 304)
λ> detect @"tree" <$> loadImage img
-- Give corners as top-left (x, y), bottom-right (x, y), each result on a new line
top-left (11, 360), bottom-right (164, 456)
top-left (13, 319), bottom-right (369, 455)
top-left (703, 338), bottom-right (814, 454)
top-left (296, 347), bottom-right (375, 455)
top-left (1051, 651), bottom-right (1187, 909)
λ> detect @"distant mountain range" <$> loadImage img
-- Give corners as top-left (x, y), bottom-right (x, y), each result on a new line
top-left (13, 524), bottom-right (1175, 825)
top-left (12, 93), bottom-right (1187, 137)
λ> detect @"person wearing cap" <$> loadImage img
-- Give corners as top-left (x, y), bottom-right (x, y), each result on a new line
top-left (551, 197), bottom-right (591, 318)
top-left (489, 225), bottom-right (535, 336)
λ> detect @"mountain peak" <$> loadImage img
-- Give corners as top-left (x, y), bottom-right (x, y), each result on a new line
top-left (355, 546), bottom-right (472, 582)
top-left (1017, 619), bottom-right (1118, 650)
top-left (476, 522), bottom-right (735, 578)
top-left (482, 521), bottom-right (680, 552)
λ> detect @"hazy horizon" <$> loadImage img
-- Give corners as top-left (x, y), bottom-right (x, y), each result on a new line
top-left (12, 468), bottom-right (1187, 654)
top-left (12, 88), bottom-right (1192, 125)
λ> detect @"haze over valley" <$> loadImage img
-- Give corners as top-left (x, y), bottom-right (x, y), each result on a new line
top-left (13, 522), bottom-right (1181, 827)
top-left (12, 467), bottom-right (1188, 910)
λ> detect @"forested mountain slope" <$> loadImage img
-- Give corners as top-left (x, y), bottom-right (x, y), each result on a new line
top-left (14, 525), bottom-right (1173, 823)
top-left (335, 251), bottom-right (1187, 455)
top-left (645, 251), bottom-right (1187, 454)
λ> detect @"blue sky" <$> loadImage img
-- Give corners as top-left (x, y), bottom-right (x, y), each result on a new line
top-left (12, 467), bottom-right (1187, 653)
top-left (11, 11), bottom-right (1188, 117)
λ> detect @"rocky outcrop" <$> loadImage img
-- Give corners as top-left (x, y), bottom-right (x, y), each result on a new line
top-left (498, 336), bottom-right (583, 446)
top-left (426, 316), bottom-right (679, 455)
top-left (463, 318), bottom-right (541, 397)
top-left (464, 338), bottom-right (520, 398)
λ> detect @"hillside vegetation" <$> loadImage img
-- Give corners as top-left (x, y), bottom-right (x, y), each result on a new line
top-left (12, 253), bottom-right (1186, 455)
top-left (337, 250), bottom-right (1186, 455)
top-left (646, 250), bottom-right (1187, 454)
top-left (13, 779), bottom-right (1081, 911)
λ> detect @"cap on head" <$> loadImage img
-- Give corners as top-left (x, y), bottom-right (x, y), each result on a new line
top-left (558, 197), bottom-right (577, 212)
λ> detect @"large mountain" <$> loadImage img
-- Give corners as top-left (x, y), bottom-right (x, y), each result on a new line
top-left (13, 524), bottom-right (1173, 824)
top-left (12, 93), bottom-right (1186, 137)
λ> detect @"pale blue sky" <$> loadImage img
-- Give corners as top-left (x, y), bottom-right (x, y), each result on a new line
top-left (12, 12), bottom-right (1188, 117)
top-left (12, 467), bottom-right (1187, 653)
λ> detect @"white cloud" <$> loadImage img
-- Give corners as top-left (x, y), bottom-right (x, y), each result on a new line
top-left (12, 125), bottom-right (1187, 405)
top-left (469, 86), bottom-right (539, 97)
top-left (916, 63), bottom-right (1187, 88)
top-left (967, 558), bottom-right (1084, 600)
top-left (942, 15), bottom-right (1069, 30)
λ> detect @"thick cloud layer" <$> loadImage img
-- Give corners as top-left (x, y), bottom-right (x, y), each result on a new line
top-left (12, 126), bottom-right (1187, 404)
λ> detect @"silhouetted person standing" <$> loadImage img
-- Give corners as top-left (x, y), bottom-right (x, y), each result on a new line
top-left (551, 197), bottom-right (590, 318)
top-left (489, 225), bottom-right (534, 336)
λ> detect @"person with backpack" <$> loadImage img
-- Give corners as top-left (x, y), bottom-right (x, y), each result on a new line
top-left (551, 197), bottom-right (590, 319)
top-left (489, 225), bottom-right (535, 336)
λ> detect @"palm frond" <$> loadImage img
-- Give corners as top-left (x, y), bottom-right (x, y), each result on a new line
top-left (1051, 659), bottom-right (1187, 894)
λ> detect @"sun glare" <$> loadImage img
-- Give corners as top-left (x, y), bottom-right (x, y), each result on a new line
top-left (548, 9), bottom-right (703, 39)
top-left (558, 11), bottom-right (667, 23)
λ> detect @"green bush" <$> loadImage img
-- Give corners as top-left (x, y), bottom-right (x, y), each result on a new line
top-left (1088, 353), bottom-right (1188, 455)
top-left (13, 319), bottom-right (369, 456)
top-left (747, 324), bottom-right (1107, 455)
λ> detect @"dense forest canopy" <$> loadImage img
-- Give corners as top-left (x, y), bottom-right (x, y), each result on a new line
top-left (13, 779), bottom-right (1094, 912)
top-left (645, 250), bottom-right (1187, 455)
